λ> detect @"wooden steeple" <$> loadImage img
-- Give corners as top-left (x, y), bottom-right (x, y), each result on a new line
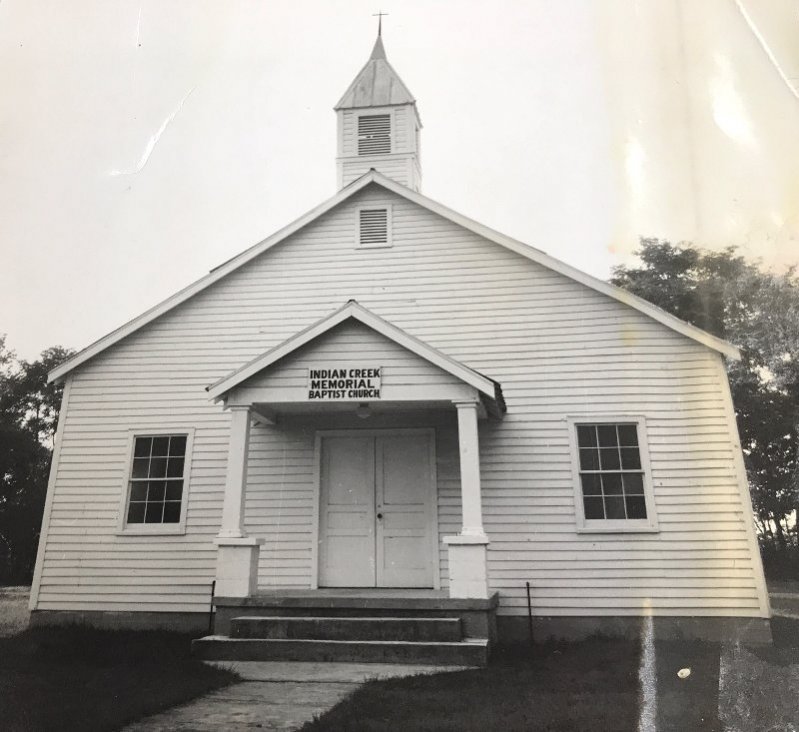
top-left (334, 29), bottom-right (422, 191)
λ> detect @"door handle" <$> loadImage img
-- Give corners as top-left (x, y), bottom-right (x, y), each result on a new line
top-left (377, 513), bottom-right (383, 520)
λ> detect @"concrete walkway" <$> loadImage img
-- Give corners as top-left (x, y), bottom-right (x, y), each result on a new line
top-left (122, 661), bottom-right (472, 731)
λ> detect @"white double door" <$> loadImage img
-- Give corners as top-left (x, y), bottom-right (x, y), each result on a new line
top-left (318, 430), bottom-right (436, 588)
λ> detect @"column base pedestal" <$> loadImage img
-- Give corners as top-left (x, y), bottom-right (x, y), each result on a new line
top-left (443, 534), bottom-right (490, 599)
top-left (214, 536), bottom-right (264, 598)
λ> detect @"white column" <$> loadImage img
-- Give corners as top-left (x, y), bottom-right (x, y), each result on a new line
top-left (443, 398), bottom-right (490, 599)
top-left (455, 400), bottom-right (486, 538)
top-left (214, 405), bottom-right (262, 598)
top-left (218, 405), bottom-right (251, 539)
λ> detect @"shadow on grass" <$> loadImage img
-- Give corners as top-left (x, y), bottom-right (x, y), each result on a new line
top-left (0, 625), bottom-right (237, 732)
top-left (300, 637), bottom-right (641, 732)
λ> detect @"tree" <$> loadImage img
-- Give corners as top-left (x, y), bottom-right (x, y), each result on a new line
top-left (611, 240), bottom-right (799, 574)
top-left (0, 337), bottom-right (74, 584)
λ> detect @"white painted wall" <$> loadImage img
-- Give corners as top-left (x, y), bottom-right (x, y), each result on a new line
top-left (32, 183), bottom-right (768, 618)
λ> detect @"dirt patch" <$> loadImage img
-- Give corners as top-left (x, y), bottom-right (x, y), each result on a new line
top-left (0, 586), bottom-right (30, 637)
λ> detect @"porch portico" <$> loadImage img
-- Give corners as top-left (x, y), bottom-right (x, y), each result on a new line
top-left (206, 302), bottom-right (505, 602)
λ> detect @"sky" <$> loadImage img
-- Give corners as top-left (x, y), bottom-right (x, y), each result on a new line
top-left (1, 0), bottom-right (798, 360)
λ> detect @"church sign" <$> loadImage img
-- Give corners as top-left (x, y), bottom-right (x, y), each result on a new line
top-left (307, 366), bottom-right (382, 400)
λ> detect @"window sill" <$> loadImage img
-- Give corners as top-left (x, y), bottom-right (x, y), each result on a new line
top-left (116, 524), bottom-right (186, 537)
top-left (576, 524), bottom-right (659, 534)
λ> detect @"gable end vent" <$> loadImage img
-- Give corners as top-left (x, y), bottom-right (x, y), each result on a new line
top-left (358, 207), bottom-right (390, 248)
top-left (358, 114), bottom-right (391, 156)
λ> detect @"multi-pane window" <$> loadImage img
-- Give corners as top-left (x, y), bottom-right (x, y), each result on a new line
top-left (358, 114), bottom-right (391, 155)
top-left (126, 435), bottom-right (187, 524)
top-left (576, 423), bottom-right (647, 521)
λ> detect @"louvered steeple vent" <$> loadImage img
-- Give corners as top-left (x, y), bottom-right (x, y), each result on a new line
top-left (335, 30), bottom-right (422, 191)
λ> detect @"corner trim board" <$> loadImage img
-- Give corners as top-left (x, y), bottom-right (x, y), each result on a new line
top-left (713, 353), bottom-right (771, 618)
top-left (28, 376), bottom-right (73, 611)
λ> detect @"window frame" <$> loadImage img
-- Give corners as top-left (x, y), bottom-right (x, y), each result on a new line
top-left (566, 416), bottom-right (658, 533)
top-left (117, 427), bottom-right (195, 536)
top-left (356, 203), bottom-right (393, 249)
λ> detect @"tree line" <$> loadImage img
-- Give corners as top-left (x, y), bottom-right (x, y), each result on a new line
top-left (0, 238), bottom-right (797, 583)
top-left (612, 239), bottom-right (799, 576)
top-left (0, 339), bottom-right (73, 584)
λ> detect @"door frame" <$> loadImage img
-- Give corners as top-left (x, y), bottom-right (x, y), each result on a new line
top-left (312, 428), bottom-right (440, 590)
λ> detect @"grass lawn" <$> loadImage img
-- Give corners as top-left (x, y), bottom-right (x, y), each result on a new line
top-left (0, 625), bottom-right (238, 732)
top-left (301, 638), bottom-right (642, 732)
top-left (301, 622), bottom-right (799, 732)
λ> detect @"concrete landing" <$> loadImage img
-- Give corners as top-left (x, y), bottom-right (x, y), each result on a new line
top-left (209, 659), bottom-right (476, 682)
top-left (122, 661), bottom-right (472, 731)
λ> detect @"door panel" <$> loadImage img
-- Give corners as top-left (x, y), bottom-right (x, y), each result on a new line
top-left (376, 433), bottom-right (434, 587)
top-left (318, 436), bottom-right (375, 587)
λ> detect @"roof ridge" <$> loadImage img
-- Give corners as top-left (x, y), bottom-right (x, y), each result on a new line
top-left (49, 170), bottom-right (739, 383)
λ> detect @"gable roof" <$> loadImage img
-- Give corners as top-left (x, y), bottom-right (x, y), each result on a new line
top-left (49, 169), bottom-right (739, 383)
top-left (334, 35), bottom-right (416, 110)
top-left (207, 300), bottom-right (504, 413)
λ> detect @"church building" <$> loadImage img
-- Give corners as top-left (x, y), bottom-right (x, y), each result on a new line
top-left (30, 31), bottom-right (771, 663)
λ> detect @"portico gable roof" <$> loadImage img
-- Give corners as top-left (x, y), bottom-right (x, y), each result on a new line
top-left (206, 300), bottom-right (505, 413)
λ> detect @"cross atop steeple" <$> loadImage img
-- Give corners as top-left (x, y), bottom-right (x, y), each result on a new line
top-left (372, 11), bottom-right (388, 37)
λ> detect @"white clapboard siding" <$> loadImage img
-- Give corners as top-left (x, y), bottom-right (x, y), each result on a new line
top-left (34, 183), bottom-right (767, 617)
top-left (340, 156), bottom-right (415, 189)
top-left (340, 107), bottom-right (419, 188)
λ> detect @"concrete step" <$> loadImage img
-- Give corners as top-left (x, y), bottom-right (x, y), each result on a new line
top-left (192, 636), bottom-right (489, 666)
top-left (213, 592), bottom-right (499, 641)
top-left (230, 616), bottom-right (463, 642)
